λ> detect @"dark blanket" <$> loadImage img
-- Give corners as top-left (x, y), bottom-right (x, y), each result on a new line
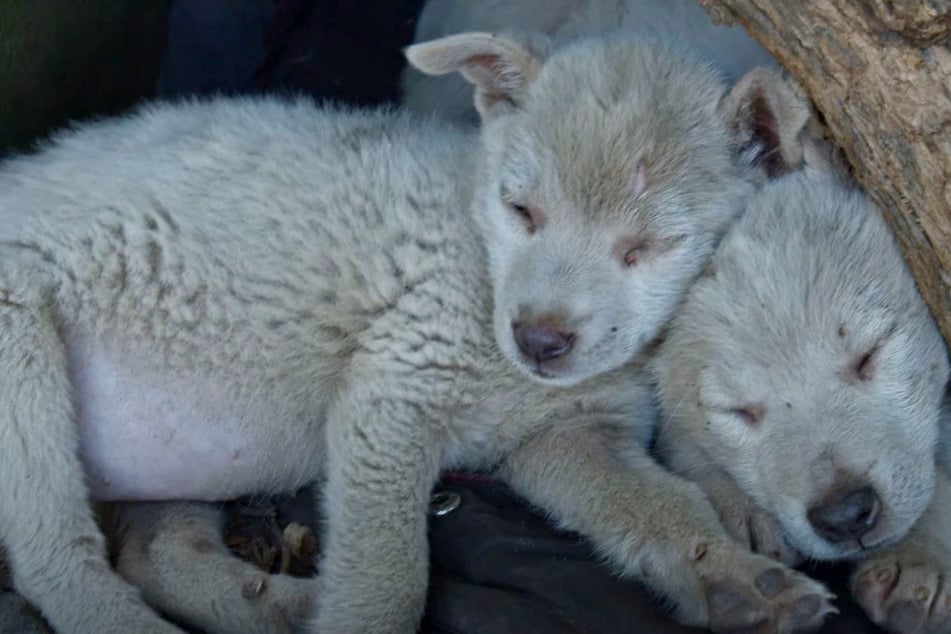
top-left (423, 476), bottom-right (878, 634)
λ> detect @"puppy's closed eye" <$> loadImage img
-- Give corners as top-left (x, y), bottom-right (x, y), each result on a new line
top-left (622, 240), bottom-right (649, 267)
top-left (854, 347), bottom-right (877, 382)
top-left (617, 234), bottom-right (686, 268)
top-left (500, 188), bottom-right (543, 234)
top-left (841, 323), bottom-right (895, 384)
top-left (729, 405), bottom-right (764, 426)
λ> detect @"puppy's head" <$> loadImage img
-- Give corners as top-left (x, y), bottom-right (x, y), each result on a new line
top-left (654, 163), bottom-right (950, 560)
top-left (407, 32), bottom-right (810, 385)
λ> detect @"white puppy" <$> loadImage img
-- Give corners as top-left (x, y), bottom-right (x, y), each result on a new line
top-left (0, 31), bottom-right (824, 634)
top-left (652, 143), bottom-right (951, 634)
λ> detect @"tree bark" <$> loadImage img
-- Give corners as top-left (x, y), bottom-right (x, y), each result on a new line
top-left (700, 0), bottom-right (951, 348)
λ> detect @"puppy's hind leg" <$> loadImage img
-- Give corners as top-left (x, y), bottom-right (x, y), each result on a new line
top-left (0, 287), bottom-right (181, 633)
top-left (114, 502), bottom-right (317, 634)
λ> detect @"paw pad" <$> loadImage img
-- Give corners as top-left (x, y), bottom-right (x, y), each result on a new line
top-left (887, 601), bottom-right (923, 634)
top-left (789, 595), bottom-right (822, 621)
top-left (873, 566), bottom-right (894, 585)
top-left (754, 569), bottom-right (787, 599)
top-left (701, 554), bottom-right (835, 634)
top-left (707, 582), bottom-right (757, 621)
top-left (854, 552), bottom-right (951, 634)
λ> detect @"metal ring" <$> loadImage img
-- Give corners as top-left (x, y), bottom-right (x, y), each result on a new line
top-left (429, 490), bottom-right (461, 517)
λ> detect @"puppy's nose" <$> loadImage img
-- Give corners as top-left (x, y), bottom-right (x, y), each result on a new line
top-left (807, 487), bottom-right (881, 543)
top-left (513, 323), bottom-right (574, 362)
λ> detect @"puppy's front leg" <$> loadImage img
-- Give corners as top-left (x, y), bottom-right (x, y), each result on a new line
top-left (657, 431), bottom-right (800, 567)
top-left (853, 466), bottom-right (951, 634)
top-left (313, 381), bottom-right (443, 634)
top-left (677, 465), bottom-right (802, 568)
top-left (499, 424), bottom-right (835, 633)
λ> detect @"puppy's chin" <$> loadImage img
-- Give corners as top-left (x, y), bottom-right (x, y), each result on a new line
top-left (781, 517), bottom-right (909, 563)
top-left (770, 522), bottom-right (846, 562)
top-left (795, 539), bottom-right (864, 562)
top-left (501, 349), bottom-right (589, 387)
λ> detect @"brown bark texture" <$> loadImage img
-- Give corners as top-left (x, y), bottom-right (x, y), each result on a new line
top-left (700, 0), bottom-right (951, 348)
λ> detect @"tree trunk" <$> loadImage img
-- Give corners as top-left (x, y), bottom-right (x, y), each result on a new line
top-left (700, 0), bottom-right (951, 348)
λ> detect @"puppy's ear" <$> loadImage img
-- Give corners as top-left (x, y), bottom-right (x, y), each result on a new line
top-left (719, 67), bottom-right (812, 178)
top-left (405, 32), bottom-right (550, 121)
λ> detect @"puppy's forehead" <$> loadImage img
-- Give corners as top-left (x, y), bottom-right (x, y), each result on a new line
top-left (731, 197), bottom-right (913, 331)
top-left (515, 38), bottom-right (733, 221)
top-left (696, 179), bottom-right (935, 387)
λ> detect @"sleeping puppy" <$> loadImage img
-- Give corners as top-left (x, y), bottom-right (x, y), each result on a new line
top-left (652, 138), bottom-right (951, 634)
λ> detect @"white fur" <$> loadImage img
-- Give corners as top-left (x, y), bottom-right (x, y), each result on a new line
top-left (411, 5), bottom-right (951, 631)
top-left (402, 0), bottom-right (775, 124)
top-left (652, 145), bottom-right (951, 632)
top-left (653, 155), bottom-right (949, 559)
top-left (0, 35), bottom-right (825, 634)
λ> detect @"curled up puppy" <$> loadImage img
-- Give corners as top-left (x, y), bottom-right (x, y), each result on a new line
top-left (0, 27), bottom-right (833, 634)
top-left (652, 139), bottom-right (951, 634)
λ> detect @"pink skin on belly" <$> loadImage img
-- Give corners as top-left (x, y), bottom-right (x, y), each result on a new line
top-left (67, 338), bottom-right (304, 502)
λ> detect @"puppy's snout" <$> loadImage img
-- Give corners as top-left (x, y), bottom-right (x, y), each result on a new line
top-left (807, 486), bottom-right (881, 543)
top-left (513, 321), bottom-right (575, 363)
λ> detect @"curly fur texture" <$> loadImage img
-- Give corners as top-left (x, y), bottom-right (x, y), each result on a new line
top-left (0, 32), bottom-right (819, 633)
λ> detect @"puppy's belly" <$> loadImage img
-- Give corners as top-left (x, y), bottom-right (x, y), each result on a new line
top-left (67, 338), bottom-right (317, 502)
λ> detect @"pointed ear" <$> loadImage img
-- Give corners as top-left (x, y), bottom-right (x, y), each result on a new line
top-left (719, 67), bottom-right (812, 178)
top-left (405, 32), bottom-right (549, 121)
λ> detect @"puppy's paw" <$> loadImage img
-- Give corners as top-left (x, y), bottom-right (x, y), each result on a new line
top-left (700, 476), bottom-right (802, 567)
top-left (238, 573), bottom-right (317, 633)
top-left (732, 505), bottom-right (800, 568)
top-left (695, 543), bottom-right (836, 633)
top-left (853, 550), bottom-right (951, 634)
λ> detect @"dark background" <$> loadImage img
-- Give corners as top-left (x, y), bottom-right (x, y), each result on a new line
top-left (0, 0), bottom-right (423, 155)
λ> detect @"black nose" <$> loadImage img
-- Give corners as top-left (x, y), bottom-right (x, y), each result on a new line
top-left (807, 487), bottom-right (881, 543)
top-left (513, 323), bottom-right (574, 362)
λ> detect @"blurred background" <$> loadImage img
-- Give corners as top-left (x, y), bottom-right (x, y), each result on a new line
top-left (0, 0), bottom-right (423, 155)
